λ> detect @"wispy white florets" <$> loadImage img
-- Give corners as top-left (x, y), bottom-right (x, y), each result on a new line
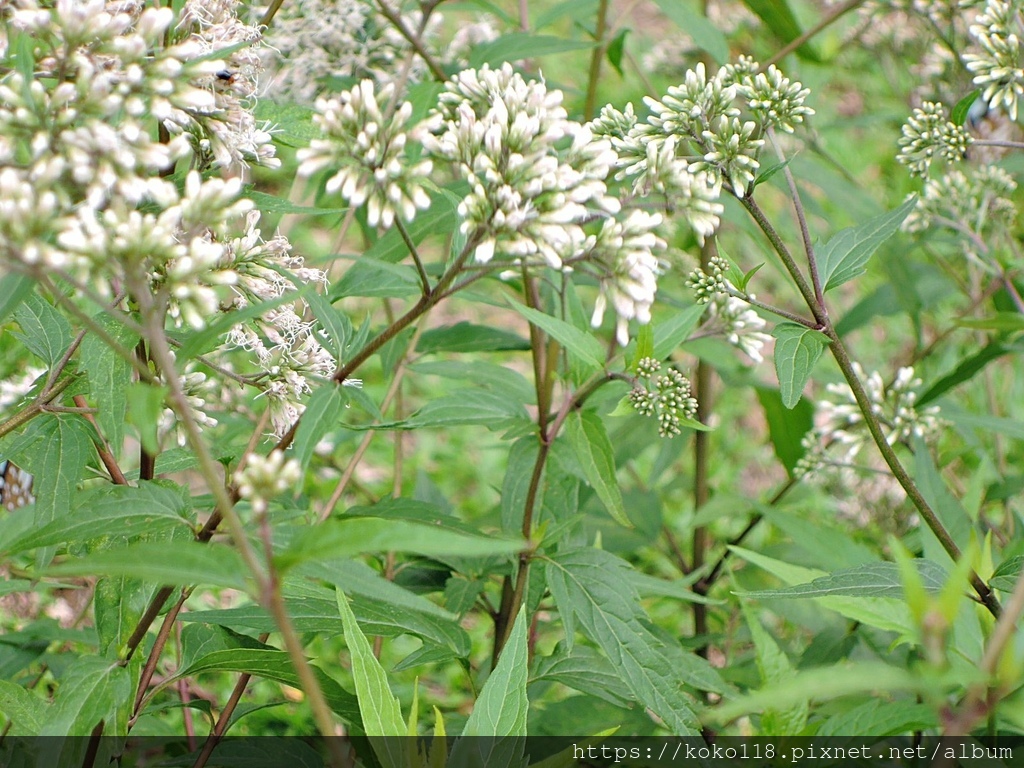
top-left (705, 295), bottom-right (772, 363)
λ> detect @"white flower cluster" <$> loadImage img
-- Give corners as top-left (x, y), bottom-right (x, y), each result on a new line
top-left (903, 166), bottom-right (1017, 263)
top-left (298, 81), bottom-right (434, 228)
top-left (964, 0), bottom-right (1024, 120)
top-left (796, 365), bottom-right (943, 479)
top-left (424, 63), bottom-right (620, 269)
top-left (259, 0), bottom-right (437, 105)
top-left (234, 450), bottom-right (302, 516)
top-left (0, 1), bottom-right (337, 443)
top-left (705, 295), bottom-right (772, 363)
top-left (897, 102), bottom-right (972, 176)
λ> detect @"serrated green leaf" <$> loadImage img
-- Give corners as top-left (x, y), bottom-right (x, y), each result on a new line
top-left (13, 293), bottom-right (72, 367)
top-left (819, 198), bottom-right (917, 291)
top-left (416, 322), bottom-right (531, 354)
top-left (412, 361), bottom-right (534, 403)
top-left (546, 548), bottom-right (706, 734)
top-left (911, 437), bottom-right (974, 564)
top-left (176, 648), bottom-right (360, 724)
top-left (80, 312), bottom-right (136, 456)
top-left (383, 389), bottom-right (529, 430)
top-left (990, 555), bottom-right (1023, 591)
top-left (46, 541), bottom-right (248, 589)
top-left (276, 517), bottom-right (522, 570)
top-left (332, 255), bottom-right (421, 299)
top-left (292, 384), bottom-right (346, 471)
top-left (94, 574), bottom-right (154, 656)
top-left (507, 298), bottom-right (605, 370)
top-left (337, 588), bottom-right (408, 749)
top-left (566, 410), bottom-right (629, 527)
top-left (254, 100), bottom-right (318, 147)
top-left (468, 33), bottom-right (595, 67)
top-left (531, 644), bottom-right (634, 707)
top-left (738, 560), bottom-right (948, 599)
top-left (771, 323), bottom-right (829, 408)
top-left (817, 698), bottom-right (938, 736)
top-left (652, 0), bottom-right (729, 63)
top-left (501, 436), bottom-right (541, 534)
top-left (464, 606), bottom-right (528, 736)
top-left (303, 559), bottom-right (455, 619)
top-left (2, 481), bottom-right (192, 554)
top-left (0, 680), bottom-right (48, 735)
top-left (956, 313), bottom-right (1024, 332)
top-left (42, 656), bottom-right (132, 736)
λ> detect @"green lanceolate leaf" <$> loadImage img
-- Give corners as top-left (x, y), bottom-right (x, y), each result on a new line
top-left (738, 560), bottom-right (948, 599)
top-left (42, 656), bottom-right (132, 736)
top-left (819, 197), bottom-right (917, 291)
top-left (12, 292), bottom-right (72, 367)
top-left (565, 409), bottom-right (630, 527)
top-left (740, 602), bottom-right (808, 735)
top-left (468, 33), bottom-right (595, 67)
top-left (80, 312), bottom-right (136, 456)
top-left (291, 383), bottom-right (346, 471)
top-left (0, 680), bottom-right (48, 735)
top-left (506, 297), bottom-right (605, 371)
top-left (755, 386), bottom-right (814, 476)
top-left (651, 0), bottom-right (729, 63)
top-left (337, 588), bottom-right (408, 752)
top-left (450, 607), bottom-right (528, 768)
top-left (771, 323), bottom-right (829, 408)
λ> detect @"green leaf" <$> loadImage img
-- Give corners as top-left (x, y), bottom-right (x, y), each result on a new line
top-left (254, 100), bottom-right (318, 147)
top-left (738, 560), bottom-right (948, 599)
top-left (737, 0), bottom-right (821, 60)
top-left (0, 680), bottom-right (47, 735)
top-left (740, 602), bottom-right (807, 735)
top-left (606, 28), bottom-right (628, 76)
top-left (467, 606), bottom-right (529, 737)
top-left (817, 698), bottom-right (938, 736)
top-left (12, 293), bottom-right (72, 367)
top-left (546, 548), bottom-right (706, 734)
top-left (651, 0), bottom-right (729, 63)
top-left (990, 555), bottom-right (1023, 591)
top-left (506, 297), bottom-right (605, 371)
top-left (125, 381), bottom-right (167, 457)
top-left (951, 90), bottom-right (981, 126)
top-left (911, 438), bottom-right (974, 564)
top-left (94, 574), bottom-right (154, 656)
top-left (535, 0), bottom-right (599, 29)
top-left (292, 384), bottom-right (346, 471)
top-left (468, 33), bottom-right (595, 67)
top-left (531, 644), bottom-right (634, 707)
top-left (417, 322), bottom-right (530, 354)
top-left (176, 648), bottom-right (360, 724)
top-left (2, 481), bottom-right (192, 554)
top-left (47, 541), bottom-right (248, 589)
top-left (0, 273), bottom-right (35, 323)
top-left (819, 197), bottom-right (917, 291)
top-left (956, 312), bottom-right (1024, 332)
top-left (630, 323), bottom-right (655, 371)
top-left (277, 517), bottom-right (522, 570)
top-left (501, 436), bottom-right (541, 534)
top-left (565, 410), bottom-right (629, 527)
top-left (730, 547), bottom-right (915, 636)
top-left (387, 389), bottom-right (529, 430)
top-left (43, 656), bottom-right (132, 736)
top-left (302, 559), bottom-right (455, 619)
top-left (80, 312), bottom-right (136, 455)
top-left (245, 189), bottom-right (347, 216)
top-left (755, 386), bottom-right (813, 475)
top-left (352, 192), bottom-right (458, 267)
top-left (412, 361), bottom-right (534, 403)
top-left (918, 341), bottom-right (1018, 406)
top-left (332, 255), bottom-right (421, 299)
top-left (337, 589), bottom-right (408, 749)
top-left (303, 290), bottom-right (350, 361)
top-left (771, 323), bottom-right (829, 408)
top-left (653, 304), bottom-right (706, 360)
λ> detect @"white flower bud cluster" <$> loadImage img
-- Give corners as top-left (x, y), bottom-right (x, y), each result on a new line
top-left (964, 0), bottom-right (1024, 120)
top-left (159, 366), bottom-right (220, 447)
top-left (234, 451), bottom-right (302, 516)
top-left (796, 364), bottom-right (943, 479)
top-left (588, 211), bottom-right (666, 345)
top-left (298, 81), bottom-right (434, 228)
top-left (423, 63), bottom-right (620, 269)
top-left (686, 255), bottom-right (732, 303)
top-left (705, 295), bottom-right (772, 363)
top-left (897, 102), bottom-right (972, 176)
top-left (902, 166), bottom-right (1017, 263)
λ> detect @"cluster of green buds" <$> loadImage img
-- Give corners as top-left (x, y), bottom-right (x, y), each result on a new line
top-left (628, 357), bottom-right (698, 438)
top-left (685, 255), bottom-right (732, 303)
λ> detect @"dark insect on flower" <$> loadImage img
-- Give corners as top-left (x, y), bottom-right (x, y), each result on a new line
top-left (0, 460), bottom-right (34, 512)
top-left (215, 70), bottom-right (238, 85)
